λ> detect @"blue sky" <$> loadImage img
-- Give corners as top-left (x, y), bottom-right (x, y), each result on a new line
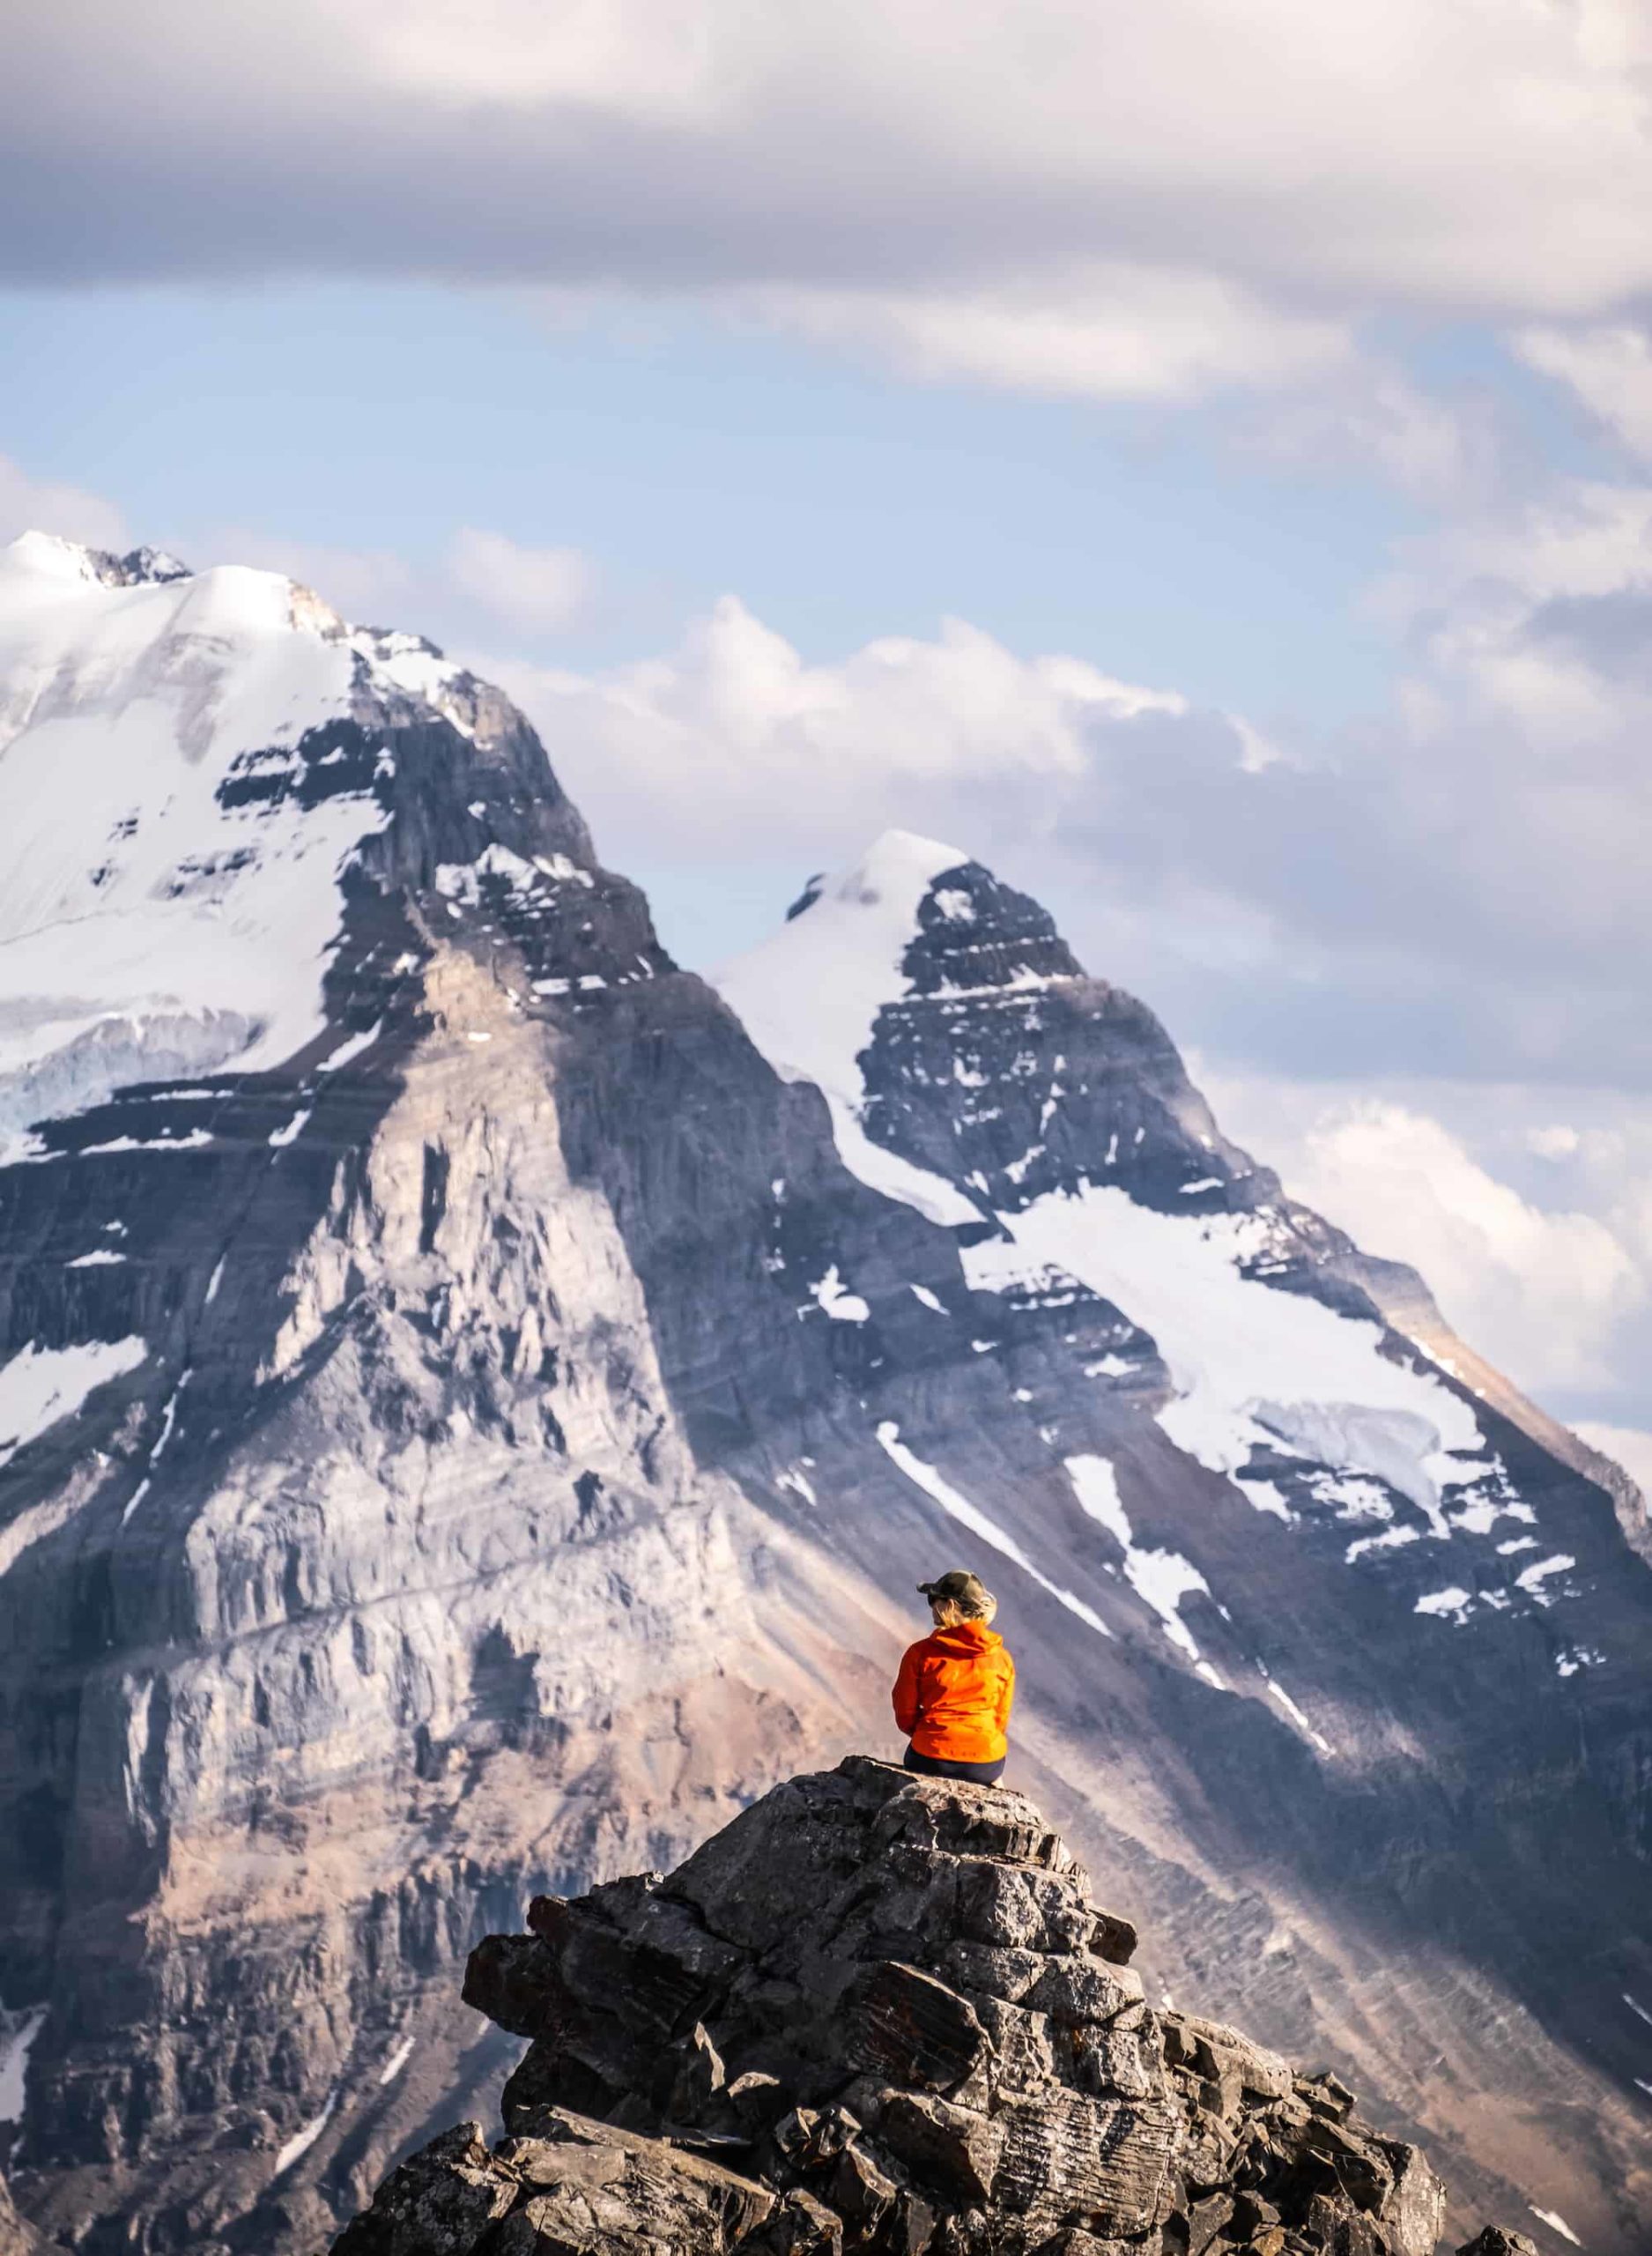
top-left (0, 281), bottom-right (1417, 717)
top-left (4, 0), bottom-right (1652, 1457)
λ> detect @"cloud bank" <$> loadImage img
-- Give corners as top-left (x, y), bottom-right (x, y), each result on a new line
top-left (493, 463), bottom-right (1652, 1095)
top-left (8, 1), bottom-right (1652, 412)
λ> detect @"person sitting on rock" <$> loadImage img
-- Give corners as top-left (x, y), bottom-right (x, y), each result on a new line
top-left (893, 1570), bottom-right (1016, 1784)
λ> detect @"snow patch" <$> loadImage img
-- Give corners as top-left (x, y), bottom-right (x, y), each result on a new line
top-left (82, 1127), bottom-right (212, 1154)
top-left (1414, 1586), bottom-right (1475, 1624)
top-left (1529, 2208), bottom-right (1582, 2247)
top-left (0, 536), bottom-right (395, 1130)
top-left (1065, 1455), bottom-right (1211, 1666)
top-left (434, 842), bottom-right (542, 905)
top-left (1233, 1477), bottom-right (1293, 1522)
top-left (715, 831), bottom-right (983, 1228)
top-left (909, 1284), bottom-right (947, 1314)
top-left (807, 1266), bottom-right (870, 1323)
top-left (273, 2086), bottom-right (339, 2177)
top-left (268, 1106), bottom-right (312, 1147)
top-left (378, 2037), bottom-right (416, 2087)
top-left (122, 1374), bottom-right (188, 1525)
top-left (1515, 1553), bottom-right (1575, 1598)
top-left (961, 1188), bottom-right (1482, 1533)
top-left (66, 1248), bottom-right (125, 1267)
top-left (0, 2002), bottom-right (46, 2125)
top-left (876, 1422), bottom-right (1114, 1642)
top-left (0, 1337), bottom-right (146, 1466)
top-left (318, 1018), bottom-right (382, 1072)
top-left (1258, 1669), bottom-right (1335, 1755)
top-left (1555, 1646), bottom-right (1604, 1676)
top-left (1345, 1525), bottom-right (1422, 1563)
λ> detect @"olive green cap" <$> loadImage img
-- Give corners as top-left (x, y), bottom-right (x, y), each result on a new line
top-left (917, 1570), bottom-right (993, 1613)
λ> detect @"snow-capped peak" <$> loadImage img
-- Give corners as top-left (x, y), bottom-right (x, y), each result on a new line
top-left (0, 532), bottom-right (497, 1148)
top-left (3, 530), bottom-right (108, 587)
top-left (817, 827), bottom-right (972, 908)
top-left (713, 828), bottom-right (990, 1224)
top-left (1, 530), bottom-right (191, 592)
top-left (715, 828), bottom-right (971, 1104)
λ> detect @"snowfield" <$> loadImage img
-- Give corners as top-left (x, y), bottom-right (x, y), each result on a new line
top-left (0, 531), bottom-right (472, 1147)
top-left (964, 1186), bottom-right (1485, 1532)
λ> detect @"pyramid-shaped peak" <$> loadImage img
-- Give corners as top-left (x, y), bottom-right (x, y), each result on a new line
top-left (713, 829), bottom-right (1083, 1163)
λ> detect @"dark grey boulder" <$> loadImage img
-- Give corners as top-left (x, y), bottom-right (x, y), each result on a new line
top-left (333, 1761), bottom-right (1533, 2256)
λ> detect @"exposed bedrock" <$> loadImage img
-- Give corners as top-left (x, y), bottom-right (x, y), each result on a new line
top-left (336, 1762), bottom-right (1536, 2256)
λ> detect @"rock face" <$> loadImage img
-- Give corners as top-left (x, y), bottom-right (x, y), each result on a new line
top-left (336, 1761), bottom-right (1502, 2256)
top-left (0, 542), bottom-right (1649, 2254)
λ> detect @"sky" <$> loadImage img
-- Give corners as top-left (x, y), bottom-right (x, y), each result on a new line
top-left (4, 0), bottom-right (1652, 1469)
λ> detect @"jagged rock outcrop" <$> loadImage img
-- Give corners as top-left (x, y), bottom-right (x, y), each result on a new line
top-left (334, 1762), bottom-right (1528, 2256)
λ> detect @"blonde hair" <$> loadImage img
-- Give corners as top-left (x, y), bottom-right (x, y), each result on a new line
top-left (931, 1590), bottom-right (997, 1627)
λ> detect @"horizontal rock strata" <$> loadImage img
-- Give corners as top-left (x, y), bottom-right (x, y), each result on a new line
top-left (331, 1761), bottom-right (1532, 2256)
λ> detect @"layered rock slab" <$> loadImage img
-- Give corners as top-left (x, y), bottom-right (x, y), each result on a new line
top-left (333, 1761), bottom-right (1527, 2256)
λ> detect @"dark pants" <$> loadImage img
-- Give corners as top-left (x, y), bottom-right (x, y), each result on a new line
top-left (903, 1744), bottom-right (1006, 1785)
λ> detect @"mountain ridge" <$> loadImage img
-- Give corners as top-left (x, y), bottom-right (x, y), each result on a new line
top-left (0, 538), bottom-right (1647, 2255)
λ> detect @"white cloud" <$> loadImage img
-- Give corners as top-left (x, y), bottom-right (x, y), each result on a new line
top-left (1528, 1125), bottom-right (1582, 1161)
top-left (1281, 1102), bottom-right (1642, 1392)
top-left (747, 268), bottom-right (1352, 406)
top-left (1515, 323), bottom-right (1652, 463)
top-left (483, 596), bottom-right (1222, 866)
top-left (363, 0), bottom-right (716, 115)
top-left (1233, 364), bottom-right (1506, 504)
top-left (0, 455), bottom-right (127, 551)
top-left (448, 528), bottom-right (592, 634)
top-left (480, 501), bottom-right (1652, 1089)
top-left (11, 2), bottom-right (1652, 412)
top-left (1573, 1421), bottom-right (1652, 1497)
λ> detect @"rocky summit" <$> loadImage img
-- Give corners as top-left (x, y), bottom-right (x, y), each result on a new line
top-left (332, 1761), bottom-right (1529, 2256)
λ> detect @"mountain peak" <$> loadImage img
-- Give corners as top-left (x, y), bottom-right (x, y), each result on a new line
top-left (715, 832), bottom-right (1078, 1137)
top-left (715, 831), bottom-right (982, 1140)
top-left (840, 826), bottom-right (973, 895)
top-left (2, 529), bottom-right (192, 590)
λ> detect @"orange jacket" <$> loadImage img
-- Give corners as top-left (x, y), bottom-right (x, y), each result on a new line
top-left (893, 1621), bottom-right (1015, 1764)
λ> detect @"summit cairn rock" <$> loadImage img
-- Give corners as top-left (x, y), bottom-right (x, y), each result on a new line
top-left (330, 1761), bottom-right (1523, 2255)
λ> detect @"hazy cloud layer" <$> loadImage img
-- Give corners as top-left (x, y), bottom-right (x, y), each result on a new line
top-left (9, 1), bottom-right (1652, 408)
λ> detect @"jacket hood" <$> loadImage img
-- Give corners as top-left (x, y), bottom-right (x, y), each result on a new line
top-left (929, 1621), bottom-right (1003, 1652)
